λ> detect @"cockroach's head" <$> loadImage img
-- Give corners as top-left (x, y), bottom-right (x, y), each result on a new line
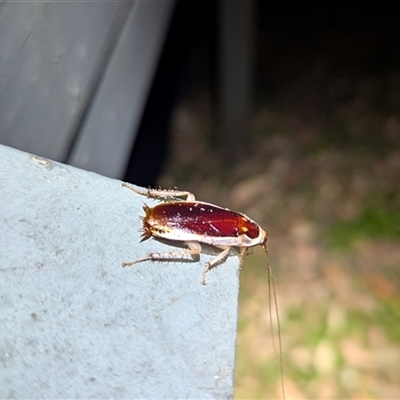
top-left (260, 233), bottom-right (270, 263)
top-left (261, 228), bottom-right (268, 249)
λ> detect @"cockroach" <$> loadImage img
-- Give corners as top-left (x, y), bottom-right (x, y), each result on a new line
top-left (121, 182), bottom-right (285, 398)
top-left (121, 183), bottom-right (268, 285)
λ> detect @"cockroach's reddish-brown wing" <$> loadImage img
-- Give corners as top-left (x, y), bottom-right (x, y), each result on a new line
top-left (144, 201), bottom-right (261, 239)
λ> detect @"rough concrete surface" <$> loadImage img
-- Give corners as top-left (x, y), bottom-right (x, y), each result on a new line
top-left (0, 144), bottom-right (239, 399)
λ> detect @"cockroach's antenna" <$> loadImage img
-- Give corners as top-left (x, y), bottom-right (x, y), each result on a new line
top-left (262, 243), bottom-right (285, 400)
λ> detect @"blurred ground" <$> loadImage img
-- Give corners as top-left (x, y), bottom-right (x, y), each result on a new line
top-left (158, 7), bottom-right (400, 399)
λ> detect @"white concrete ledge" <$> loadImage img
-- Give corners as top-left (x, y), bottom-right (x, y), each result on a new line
top-left (0, 144), bottom-right (239, 398)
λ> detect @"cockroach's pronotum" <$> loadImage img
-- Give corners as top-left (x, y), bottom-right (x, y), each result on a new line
top-left (121, 182), bottom-right (285, 398)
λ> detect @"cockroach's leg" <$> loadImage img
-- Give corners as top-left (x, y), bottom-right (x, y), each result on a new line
top-left (122, 241), bottom-right (202, 268)
top-left (238, 247), bottom-right (247, 269)
top-left (122, 183), bottom-right (196, 201)
top-left (201, 246), bottom-right (231, 285)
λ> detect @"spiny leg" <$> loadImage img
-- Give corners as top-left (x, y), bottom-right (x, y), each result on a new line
top-left (122, 183), bottom-right (196, 201)
top-left (201, 246), bottom-right (231, 285)
top-left (122, 241), bottom-right (202, 267)
top-left (238, 246), bottom-right (247, 269)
